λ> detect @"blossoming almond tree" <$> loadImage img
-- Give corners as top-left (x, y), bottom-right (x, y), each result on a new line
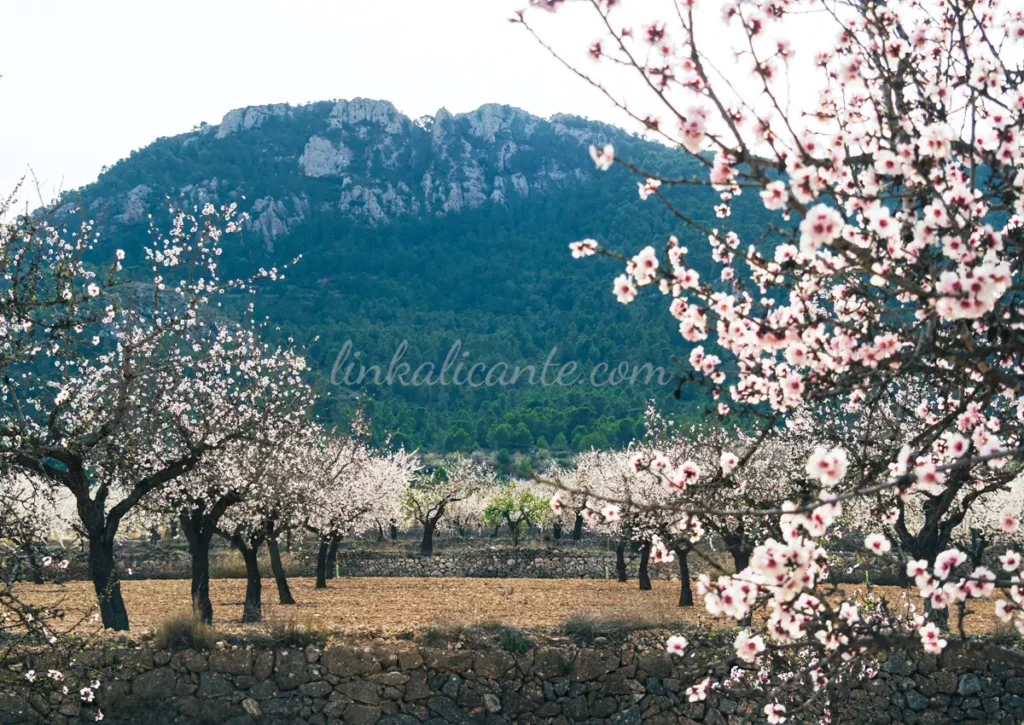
top-left (542, 464), bottom-right (593, 541)
top-left (522, 0), bottom-right (1024, 717)
top-left (302, 419), bottom-right (418, 586)
top-left (442, 486), bottom-right (494, 539)
top-left (0, 195), bottom-right (123, 717)
top-left (147, 358), bottom-right (312, 624)
top-left (2, 200), bottom-right (296, 630)
top-left (402, 458), bottom-right (492, 556)
top-left (551, 450), bottom-right (625, 579)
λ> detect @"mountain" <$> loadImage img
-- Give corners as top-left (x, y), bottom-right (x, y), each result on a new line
top-left (64, 98), bottom-right (771, 459)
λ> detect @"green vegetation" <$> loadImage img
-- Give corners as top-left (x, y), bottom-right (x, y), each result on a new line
top-left (64, 102), bottom-right (779, 452)
top-left (483, 484), bottom-right (551, 547)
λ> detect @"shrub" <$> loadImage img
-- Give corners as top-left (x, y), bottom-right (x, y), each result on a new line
top-left (562, 613), bottom-right (659, 640)
top-left (497, 626), bottom-right (531, 655)
top-left (154, 612), bottom-right (221, 651)
top-left (418, 621), bottom-right (509, 648)
top-left (262, 611), bottom-right (328, 648)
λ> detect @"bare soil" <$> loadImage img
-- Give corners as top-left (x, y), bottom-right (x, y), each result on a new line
top-left (16, 577), bottom-right (1006, 639)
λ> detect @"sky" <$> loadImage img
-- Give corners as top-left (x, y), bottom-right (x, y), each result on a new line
top-left (0, 0), bottom-right (829, 199)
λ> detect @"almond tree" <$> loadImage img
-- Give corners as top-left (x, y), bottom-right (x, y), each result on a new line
top-left (552, 448), bottom-right (640, 583)
top-left (442, 487), bottom-right (493, 539)
top-left (523, 0), bottom-right (1024, 717)
top-left (0, 194), bottom-right (114, 714)
top-left (542, 465), bottom-right (591, 541)
top-left (149, 369), bottom-right (311, 625)
top-left (402, 458), bottom-right (490, 556)
top-left (1, 200), bottom-right (295, 630)
top-left (483, 480), bottom-right (552, 547)
top-left (303, 420), bottom-right (418, 587)
top-left (230, 445), bottom-right (314, 608)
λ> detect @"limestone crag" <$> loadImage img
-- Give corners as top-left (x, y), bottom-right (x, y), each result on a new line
top-left (81, 97), bottom-right (625, 244)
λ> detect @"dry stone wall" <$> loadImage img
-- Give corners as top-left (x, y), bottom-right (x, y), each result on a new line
top-left (335, 550), bottom-right (680, 580)
top-left (2, 638), bottom-right (1021, 724)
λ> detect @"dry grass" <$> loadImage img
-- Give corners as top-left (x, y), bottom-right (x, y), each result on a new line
top-left (14, 578), bottom-right (1007, 639)
top-left (209, 549), bottom-right (302, 579)
top-left (153, 612), bottom-right (221, 650)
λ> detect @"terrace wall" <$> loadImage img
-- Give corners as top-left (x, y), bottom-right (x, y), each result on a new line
top-left (335, 549), bottom-right (680, 580)
top-left (3, 637), bottom-right (1019, 724)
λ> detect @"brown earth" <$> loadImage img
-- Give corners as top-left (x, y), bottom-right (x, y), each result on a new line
top-left (16, 577), bottom-right (1006, 639)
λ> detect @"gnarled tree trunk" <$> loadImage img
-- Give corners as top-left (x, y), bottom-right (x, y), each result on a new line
top-left (187, 531), bottom-right (214, 624)
top-left (326, 538), bottom-right (340, 580)
top-left (573, 513), bottom-right (584, 541)
top-left (674, 547), bottom-right (693, 606)
top-left (77, 494), bottom-right (131, 631)
top-left (268, 538), bottom-right (295, 605)
top-left (615, 537), bottom-right (628, 582)
top-left (237, 540), bottom-right (262, 623)
top-left (180, 495), bottom-right (240, 625)
top-left (88, 534), bottom-right (130, 631)
top-left (730, 546), bottom-right (752, 574)
top-left (638, 540), bottom-right (652, 591)
top-left (506, 515), bottom-right (522, 547)
top-left (24, 543), bottom-right (45, 585)
top-left (315, 540), bottom-right (329, 589)
top-left (421, 521), bottom-right (437, 556)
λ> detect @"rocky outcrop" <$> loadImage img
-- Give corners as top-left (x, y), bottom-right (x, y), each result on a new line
top-left (213, 104), bottom-right (294, 139)
top-left (298, 136), bottom-right (353, 178)
top-left (88, 97), bottom-right (624, 236)
top-left (246, 195), bottom-right (309, 251)
top-left (327, 98), bottom-right (407, 135)
top-left (113, 184), bottom-right (152, 223)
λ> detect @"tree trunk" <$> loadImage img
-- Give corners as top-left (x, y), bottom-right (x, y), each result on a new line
top-left (88, 535), bottom-right (130, 631)
top-left (389, 521), bottom-right (398, 540)
top-left (239, 542), bottom-right (262, 623)
top-left (315, 540), bottom-right (329, 589)
top-left (188, 532), bottom-right (214, 624)
top-left (730, 546), bottom-right (752, 574)
top-left (24, 543), bottom-right (45, 585)
top-left (675, 548), bottom-right (693, 607)
top-left (510, 522), bottom-right (521, 547)
top-left (326, 538), bottom-right (340, 579)
top-left (180, 512), bottom-right (217, 625)
top-left (421, 521), bottom-right (436, 556)
top-left (615, 537), bottom-right (628, 583)
top-left (638, 541), bottom-right (652, 591)
top-left (552, 521), bottom-right (562, 540)
top-left (268, 538), bottom-right (295, 605)
top-left (377, 524), bottom-right (385, 542)
top-left (573, 513), bottom-right (584, 541)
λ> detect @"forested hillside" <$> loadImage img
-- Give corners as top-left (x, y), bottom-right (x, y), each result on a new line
top-left (64, 98), bottom-right (774, 455)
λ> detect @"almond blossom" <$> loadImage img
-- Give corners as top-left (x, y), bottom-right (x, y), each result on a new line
top-left (520, 0), bottom-right (1024, 712)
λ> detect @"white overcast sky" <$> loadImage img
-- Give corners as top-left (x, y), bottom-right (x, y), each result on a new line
top-left (0, 0), bottom-right (830, 199)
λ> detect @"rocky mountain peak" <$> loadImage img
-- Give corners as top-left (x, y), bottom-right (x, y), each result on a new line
top-left (79, 98), bottom-right (630, 250)
top-left (328, 98), bottom-right (406, 134)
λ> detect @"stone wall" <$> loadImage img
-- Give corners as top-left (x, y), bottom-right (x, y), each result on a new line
top-left (56, 541), bottom-right (880, 584)
top-left (335, 550), bottom-right (681, 580)
top-left (3, 637), bottom-right (1021, 724)
top-left (55, 541), bottom-right (675, 583)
